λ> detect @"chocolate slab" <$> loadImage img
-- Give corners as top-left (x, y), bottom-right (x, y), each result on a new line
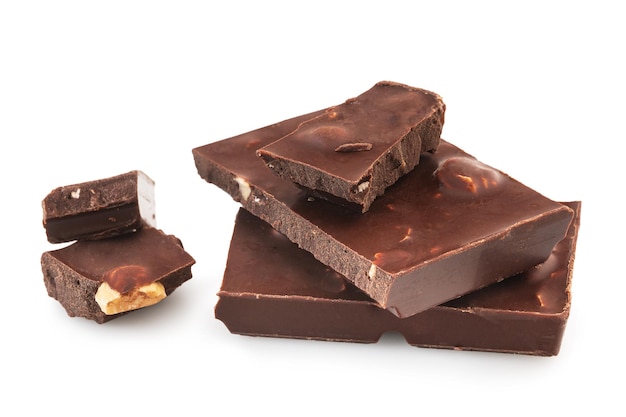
top-left (257, 81), bottom-right (445, 212)
top-left (216, 202), bottom-right (580, 356)
top-left (193, 113), bottom-right (574, 318)
top-left (41, 227), bottom-right (195, 323)
top-left (42, 170), bottom-right (156, 243)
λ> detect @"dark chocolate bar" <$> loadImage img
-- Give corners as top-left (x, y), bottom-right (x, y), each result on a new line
top-left (41, 227), bottom-right (195, 323)
top-left (257, 81), bottom-right (445, 212)
top-left (193, 113), bottom-right (574, 318)
top-left (216, 202), bottom-right (580, 356)
top-left (42, 170), bottom-right (156, 243)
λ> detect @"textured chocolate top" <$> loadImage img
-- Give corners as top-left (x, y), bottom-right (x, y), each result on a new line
top-left (259, 82), bottom-right (443, 181)
top-left (256, 82), bottom-right (445, 211)
top-left (44, 227), bottom-right (195, 292)
top-left (193, 112), bottom-right (573, 317)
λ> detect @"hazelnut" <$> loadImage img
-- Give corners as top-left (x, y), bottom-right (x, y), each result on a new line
top-left (356, 181), bottom-right (370, 193)
top-left (95, 281), bottom-right (166, 315)
top-left (435, 156), bottom-right (504, 198)
top-left (368, 263), bottom-right (377, 280)
top-left (234, 176), bottom-right (251, 201)
top-left (95, 265), bottom-right (166, 315)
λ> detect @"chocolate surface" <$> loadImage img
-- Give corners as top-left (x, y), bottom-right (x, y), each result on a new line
top-left (41, 227), bottom-right (195, 323)
top-left (257, 81), bottom-right (445, 212)
top-left (42, 170), bottom-right (156, 243)
top-left (193, 112), bottom-right (574, 318)
top-left (216, 203), bottom-right (580, 356)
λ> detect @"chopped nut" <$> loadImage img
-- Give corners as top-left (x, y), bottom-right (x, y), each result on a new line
top-left (335, 142), bottom-right (373, 153)
top-left (368, 263), bottom-right (377, 280)
top-left (435, 156), bottom-right (504, 198)
top-left (456, 174), bottom-right (477, 193)
top-left (356, 181), bottom-right (370, 193)
top-left (95, 281), bottom-right (166, 315)
top-left (234, 176), bottom-right (251, 201)
top-left (399, 227), bottom-right (413, 243)
top-left (95, 264), bottom-right (167, 315)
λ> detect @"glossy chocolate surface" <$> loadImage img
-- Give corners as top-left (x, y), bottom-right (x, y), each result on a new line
top-left (41, 227), bottom-right (195, 323)
top-left (216, 203), bottom-right (580, 356)
top-left (193, 113), bottom-right (573, 318)
top-left (257, 81), bottom-right (445, 211)
top-left (42, 170), bottom-right (156, 243)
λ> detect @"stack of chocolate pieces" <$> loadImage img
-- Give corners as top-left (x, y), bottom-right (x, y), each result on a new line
top-left (40, 171), bottom-right (195, 323)
top-left (193, 81), bottom-right (581, 356)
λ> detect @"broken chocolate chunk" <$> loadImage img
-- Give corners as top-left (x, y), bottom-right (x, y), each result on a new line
top-left (257, 81), bottom-right (445, 212)
top-left (193, 112), bottom-right (574, 318)
top-left (41, 227), bottom-right (195, 323)
top-left (216, 202), bottom-right (580, 356)
top-left (42, 170), bottom-right (156, 243)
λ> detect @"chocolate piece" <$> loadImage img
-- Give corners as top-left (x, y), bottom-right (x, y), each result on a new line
top-left (257, 81), bottom-right (445, 212)
top-left (193, 113), bottom-right (574, 318)
top-left (216, 202), bottom-right (580, 356)
top-left (41, 227), bottom-right (195, 323)
top-left (42, 170), bottom-right (156, 243)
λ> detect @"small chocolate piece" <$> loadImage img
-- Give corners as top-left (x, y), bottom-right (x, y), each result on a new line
top-left (41, 227), bottom-right (195, 323)
top-left (42, 170), bottom-right (156, 243)
top-left (216, 203), bottom-right (580, 356)
top-left (257, 81), bottom-right (445, 212)
top-left (193, 113), bottom-right (574, 318)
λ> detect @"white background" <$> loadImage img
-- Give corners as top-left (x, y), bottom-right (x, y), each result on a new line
top-left (1, 1), bottom-right (623, 415)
